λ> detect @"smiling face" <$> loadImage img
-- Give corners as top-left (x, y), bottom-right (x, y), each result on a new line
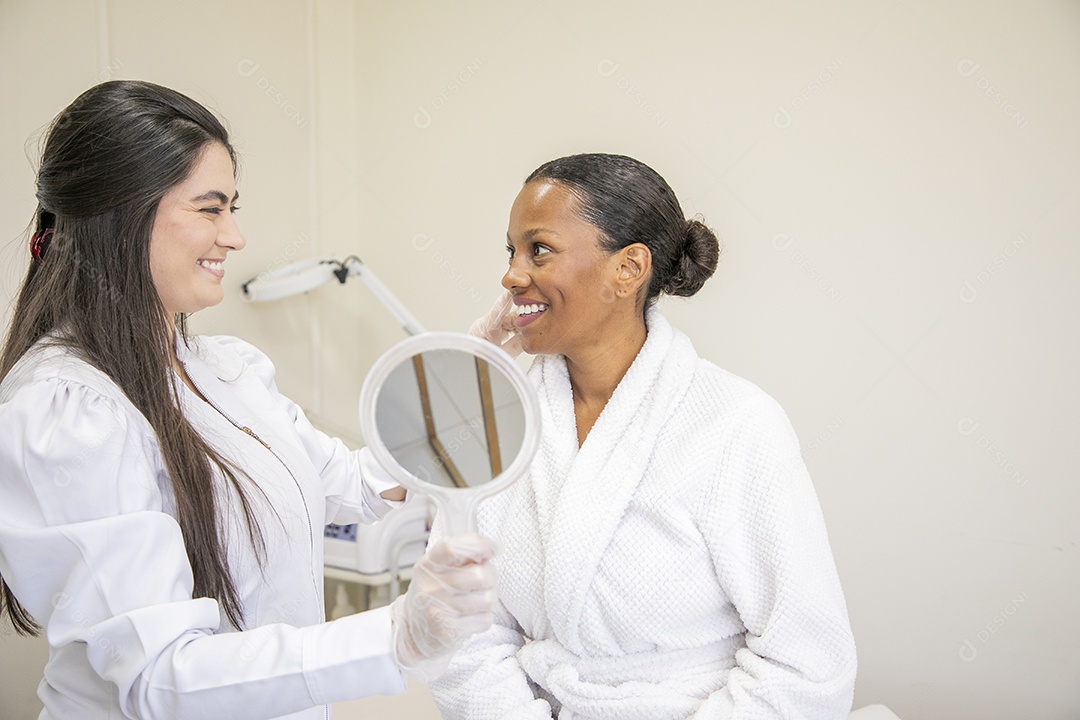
top-left (149, 143), bottom-right (244, 317)
top-left (502, 180), bottom-right (628, 358)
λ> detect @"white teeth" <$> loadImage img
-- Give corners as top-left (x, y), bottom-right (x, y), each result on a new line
top-left (517, 303), bottom-right (548, 316)
top-left (198, 260), bottom-right (223, 271)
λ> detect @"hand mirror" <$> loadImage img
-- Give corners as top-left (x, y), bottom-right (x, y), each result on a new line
top-left (359, 332), bottom-right (540, 536)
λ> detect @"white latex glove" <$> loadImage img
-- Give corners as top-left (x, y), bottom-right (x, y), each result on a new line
top-left (391, 534), bottom-right (497, 681)
top-left (469, 291), bottom-right (523, 358)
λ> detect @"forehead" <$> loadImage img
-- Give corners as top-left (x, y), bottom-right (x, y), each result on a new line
top-left (509, 180), bottom-right (588, 231)
top-left (176, 143), bottom-right (236, 192)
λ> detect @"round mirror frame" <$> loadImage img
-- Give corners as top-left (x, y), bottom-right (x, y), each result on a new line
top-left (359, 332), bottom-right (540, 534)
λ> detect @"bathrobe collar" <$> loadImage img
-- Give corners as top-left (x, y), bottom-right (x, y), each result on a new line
top-left (527, 307), bottom-right (699, 653)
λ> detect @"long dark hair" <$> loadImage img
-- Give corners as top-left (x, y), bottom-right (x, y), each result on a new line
top-left (0, 80), bottom-right (266, 635)
top-left (526, 153), bottom-right (720, 305)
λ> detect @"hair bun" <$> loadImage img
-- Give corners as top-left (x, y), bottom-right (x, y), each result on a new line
top-left (661, 219), bottom-right (720, 297)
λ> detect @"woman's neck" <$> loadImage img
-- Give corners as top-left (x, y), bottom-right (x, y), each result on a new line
top-left (565, 311), bottom-right (647, 411)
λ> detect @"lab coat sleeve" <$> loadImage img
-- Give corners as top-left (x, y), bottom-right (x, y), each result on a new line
top-left (209, 335), bottom-right (404, 525)
top-left (0, 378), bottom-right (406, 719)
top-left (426, 519), bottom-right (555, 720)
top-left (692, 396), bottom-right (857, 719)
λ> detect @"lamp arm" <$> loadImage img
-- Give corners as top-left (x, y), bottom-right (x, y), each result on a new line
top-left (343, 257), bottom-right (427, 336)
top-left (241, 255), bottom-right (427, 337)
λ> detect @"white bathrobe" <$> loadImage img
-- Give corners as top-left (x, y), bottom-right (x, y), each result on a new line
top-left (430, 309), bottom-right (856, 720)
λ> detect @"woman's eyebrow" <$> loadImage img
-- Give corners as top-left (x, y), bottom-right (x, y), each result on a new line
top-left (191, 190), bottom-right (240, 204)
top-left (522, 228), bottom-right (559, 240)
top-left (506, 228), bottom-right (560, 245)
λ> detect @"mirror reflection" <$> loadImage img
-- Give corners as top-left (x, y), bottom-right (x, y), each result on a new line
top-left (374, 348), bottom-right (526, 489)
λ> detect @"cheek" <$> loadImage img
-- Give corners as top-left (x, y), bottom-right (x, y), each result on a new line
top-left (149, 239), bottom-right (179, 282)
top-left (561, 262), bottom-right (607, 301)
top-left (148, 236), bottom-right (171, 287)
top-left (149, 221), bottom-right (204, 288)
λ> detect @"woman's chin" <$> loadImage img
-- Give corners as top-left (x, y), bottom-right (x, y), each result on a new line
top-left (518, 331), bottom-right (544, 356)
top-left (520, 333), bottom-right (563, 358)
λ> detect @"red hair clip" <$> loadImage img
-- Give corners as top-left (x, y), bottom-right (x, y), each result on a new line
top-left (30, 229), bottom-right (53, 262)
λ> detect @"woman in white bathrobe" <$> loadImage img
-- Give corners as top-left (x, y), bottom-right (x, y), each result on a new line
top-left (430, 153), bottom-right (857, 719)
top-left (0, 80), bottom-right (496, 719)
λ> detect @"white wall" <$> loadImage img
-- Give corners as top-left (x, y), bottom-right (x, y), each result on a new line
top-left (1, 1), bottom-right (1077, 719)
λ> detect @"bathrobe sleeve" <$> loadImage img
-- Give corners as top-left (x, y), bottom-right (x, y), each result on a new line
top-left (210, 336), bottom-right (404, 525)
top-left (0, 377), bottom-right (405, 719)
top-left (693, 395), bottom-right (857, 719)
top-left (432, 599), bottom-right (555, 720)
top-left (425, 518), bottom-right (555, 720)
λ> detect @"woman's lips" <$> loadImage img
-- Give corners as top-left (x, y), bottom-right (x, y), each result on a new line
top-left (197, 258), bottom-right (225, 279)
top-left (513, 299), bottom-right (548, 328)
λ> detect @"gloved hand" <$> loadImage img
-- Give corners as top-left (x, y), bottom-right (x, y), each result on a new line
top-left (391, 534), bottom-right (497, 680)
top-left (469, 291), bottom-right (523, 358)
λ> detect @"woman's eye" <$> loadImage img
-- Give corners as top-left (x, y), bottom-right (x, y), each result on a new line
top-left (230, 206), bottom-right (241, 214)
top-left (200, 207), bottom-right (222, 215)
top-left (533, 244), bottom-right (551, 256)
top-left (505, 245), bottom-right (515, 260)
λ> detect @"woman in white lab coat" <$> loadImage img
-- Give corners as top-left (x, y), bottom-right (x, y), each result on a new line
top-left (0, 80), bottom-right (495, 720)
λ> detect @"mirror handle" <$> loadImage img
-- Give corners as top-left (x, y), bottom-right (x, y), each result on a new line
top-left (438, 492), bottom-right (480, 536)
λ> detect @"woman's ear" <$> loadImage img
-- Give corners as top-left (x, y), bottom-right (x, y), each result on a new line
top-left (614, 243), bottom-right (652, 298)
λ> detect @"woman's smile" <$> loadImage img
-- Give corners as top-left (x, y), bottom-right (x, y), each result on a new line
top-left (196, 257), bottom-right (226, 279)
top-left (513, 297), bottom-right (549, 328)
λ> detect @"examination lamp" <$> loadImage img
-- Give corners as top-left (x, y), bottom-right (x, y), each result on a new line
top-left (240, 256), bottom-right (426, 336)
top-left (242, 257), bottom-right (433, 581)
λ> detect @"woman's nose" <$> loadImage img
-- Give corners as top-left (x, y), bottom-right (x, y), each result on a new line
top-left (220, 214), bottom-right (246, 251)
top-left (502, 256), bottom-right (528, 291)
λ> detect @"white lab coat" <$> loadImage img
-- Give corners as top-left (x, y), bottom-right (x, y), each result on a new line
top-left (0, 333), bottom-right (407, 719)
